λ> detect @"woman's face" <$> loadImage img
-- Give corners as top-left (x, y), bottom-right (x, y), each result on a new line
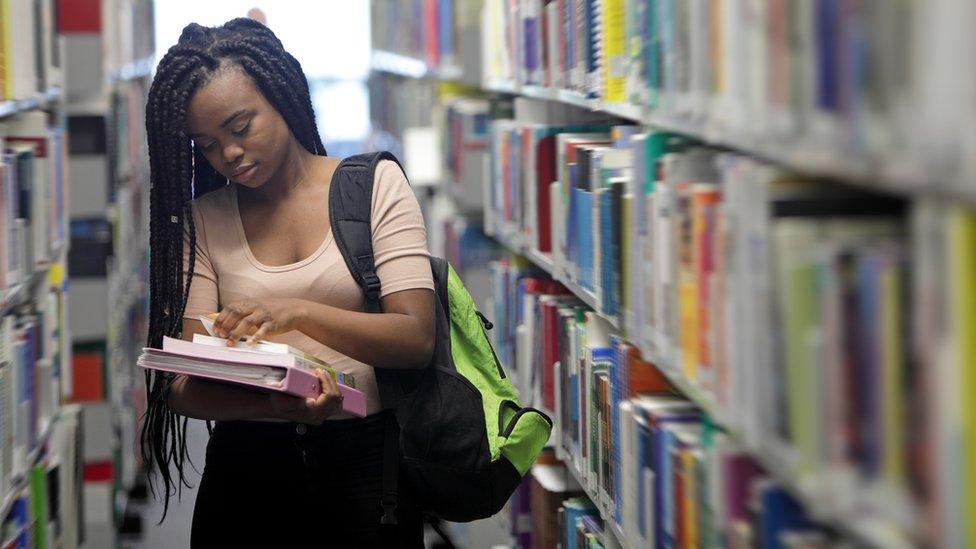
top-left (186, 66), bottom-right (294, 188)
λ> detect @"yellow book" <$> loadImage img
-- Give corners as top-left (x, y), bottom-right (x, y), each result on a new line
top-left (602, 0), bottom-right (626, 103)
top-left (951, 208), bottom-right (976, 548)
top-left (0, 0), bottom-right (9, 100)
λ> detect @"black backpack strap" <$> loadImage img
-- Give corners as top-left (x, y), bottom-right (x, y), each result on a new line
top-left (329, 152), bottom-right (407, 532)
top-left (380, 411), bottom-right (399, 528)
top-left (329, 151), bottom-right (416, 408)
top-left (329, 151), bottom-right (403, 314)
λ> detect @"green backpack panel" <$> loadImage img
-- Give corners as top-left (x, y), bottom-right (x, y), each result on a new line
top-left (329, 152), bottom-right (552, 522)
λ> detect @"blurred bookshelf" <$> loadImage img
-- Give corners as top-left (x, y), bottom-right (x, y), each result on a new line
top-left (369, 0), bottom-right (976, 547)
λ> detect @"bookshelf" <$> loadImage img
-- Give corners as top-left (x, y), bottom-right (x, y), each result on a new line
top-left (0, 1), bottom-right (80, 544)
top-left (370, 2), bottom-right (974, 547)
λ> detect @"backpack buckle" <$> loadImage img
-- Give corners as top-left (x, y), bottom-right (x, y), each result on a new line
top-left (380, 495), bottom-right (398, 526)
top-left (364, 272), bottom-right (382, 299)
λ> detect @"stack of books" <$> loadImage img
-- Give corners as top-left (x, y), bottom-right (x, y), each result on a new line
top-left (138, 333), bottom-right (367, 417)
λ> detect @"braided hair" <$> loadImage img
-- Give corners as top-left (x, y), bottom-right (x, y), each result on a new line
top-left (143, 18), bottom-right (326, 519)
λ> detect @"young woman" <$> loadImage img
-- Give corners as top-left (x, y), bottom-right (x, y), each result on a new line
top-left (143, 18), bottom-right (435, 547)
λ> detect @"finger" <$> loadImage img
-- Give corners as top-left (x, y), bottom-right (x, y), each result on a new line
top-left (215, 305), bottom-right (247, 338)
top-left (228, 312), bottom-right (263, 344)
top-left (247, 321), bottom-right (273, 346)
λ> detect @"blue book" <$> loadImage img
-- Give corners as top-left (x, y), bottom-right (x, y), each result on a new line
top-left (563, 498), bottom-right (598, 549)
top-left (525, 12), bottom-right (540, 83)
top-left (644, 0), bottom-right (659, 106)
top-left (815, 0), bottom-right (839, 112)
top-left (584, 0), bottom-right (600, 97)
top-left (609, 337), bottom-right (629, 525)
top-left (757, 482), bottom-right (816, 549)
top-left (600, 189), bottom-right (614, 311)
top-left (578, 189), bottom-right (594, 290)
top-left (644, 407), bottom-right (699, 549)
top-left (438, 0), bottom-right (453, 60)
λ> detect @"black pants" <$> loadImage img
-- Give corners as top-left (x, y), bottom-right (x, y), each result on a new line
top-left (190, 413), bottom-right (424, 548)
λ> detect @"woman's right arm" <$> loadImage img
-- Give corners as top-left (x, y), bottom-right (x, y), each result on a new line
top-left (166, 318), bottom-right (274, 421)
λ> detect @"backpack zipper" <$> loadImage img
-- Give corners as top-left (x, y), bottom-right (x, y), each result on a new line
top-left (477, 313), bottom-right (506, 379)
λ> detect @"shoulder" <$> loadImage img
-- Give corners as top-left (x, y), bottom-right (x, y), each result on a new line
top-left (191, 183), bottom-right (235, 218)
top-left (368, 158), bottom-right (415, 214)
top-left (372, 159), bottom-right (408, 189)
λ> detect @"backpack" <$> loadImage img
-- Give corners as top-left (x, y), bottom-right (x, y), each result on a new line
top-left (328, 151), bottom-right (552, 523)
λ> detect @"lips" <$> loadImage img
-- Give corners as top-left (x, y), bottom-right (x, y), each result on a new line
top-left (231, 163), bottom-right (259, 183)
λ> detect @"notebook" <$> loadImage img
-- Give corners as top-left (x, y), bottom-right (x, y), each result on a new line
top-left (138, 336), bottom-right (367, 417)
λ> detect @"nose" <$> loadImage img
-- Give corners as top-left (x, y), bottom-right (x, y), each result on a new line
top-left (222, 142), bottom-right (244, 166)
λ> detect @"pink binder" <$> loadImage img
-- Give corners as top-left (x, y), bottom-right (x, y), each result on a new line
top-left (138, 342), bottom-right (367, 417)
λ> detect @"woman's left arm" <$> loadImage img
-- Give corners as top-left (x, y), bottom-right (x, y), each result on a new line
top-left (211, 289), bottom-right (435, 370)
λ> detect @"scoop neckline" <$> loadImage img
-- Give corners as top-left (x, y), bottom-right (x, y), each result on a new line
top-left (230, 183), bottom-right (336, 273)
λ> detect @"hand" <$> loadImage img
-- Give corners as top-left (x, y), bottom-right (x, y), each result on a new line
top-left (266, 370), bottom-right (344, 425)
top-left (212, 298), bottom-right (306, 345)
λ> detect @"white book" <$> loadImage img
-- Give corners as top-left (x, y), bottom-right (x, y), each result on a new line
top-left (546, 0), bottom-right (561, 89)
top-left (618, 400), bottom-right (635, 543)
top-left (9, 0), bottom-right (39, 99)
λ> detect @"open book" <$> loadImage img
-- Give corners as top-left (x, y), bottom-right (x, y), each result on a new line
top-left (138, 336), bottom-right (367, 417)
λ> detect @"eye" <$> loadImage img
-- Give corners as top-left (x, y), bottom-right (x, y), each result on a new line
top-left (232, 121), bottom-right (251, 137)
top-left (196, 140), bottom-right (217, 152)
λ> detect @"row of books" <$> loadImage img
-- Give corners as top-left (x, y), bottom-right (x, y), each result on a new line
top-left (484, 134), bottom-right (976, 545)
top-left (441, 97), bottom-right (491, 212)
top-left (99, 0), bottom-right (156, 80)
top-left (1, 112), bottom-right (69, 292)
top-left (0, 274), bottom-right (70, 518)
top-left (489, 283), bottom-right (845, 548)
top-left (376, 0), bottom-right (975, 191)
top-left (1, 404), bottom-right (82, 549)
top-left (367, 73), bottom-right (437, 145)
top-left (370, 0), bottom-right (459, 68)
top-left (0, 0), bottom-right (63, 102)
top-left (370, 0), bottom-right (488, 69)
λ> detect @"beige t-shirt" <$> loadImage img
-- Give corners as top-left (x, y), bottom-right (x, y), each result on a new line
top-left (181, 160), bottom-right (434, 417)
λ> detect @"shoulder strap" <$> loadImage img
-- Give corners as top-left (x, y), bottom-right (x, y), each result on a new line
top-left (329, 151), bottom-right (416, 410)
top-left (329, 151), bottom-right (404, 314)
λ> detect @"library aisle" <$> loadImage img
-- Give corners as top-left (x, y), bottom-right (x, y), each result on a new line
top-left (4, 0), bottom-right (976, 548)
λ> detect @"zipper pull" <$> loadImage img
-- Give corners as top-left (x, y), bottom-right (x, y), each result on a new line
top-left (475, 311), bottom-right (494, 330)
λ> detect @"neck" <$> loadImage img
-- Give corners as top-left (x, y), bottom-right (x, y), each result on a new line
top-left (246, 138), bottom-right (320, 201)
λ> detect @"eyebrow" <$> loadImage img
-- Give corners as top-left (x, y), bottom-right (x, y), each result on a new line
top-left (188, 109), bottom-right (250, 138)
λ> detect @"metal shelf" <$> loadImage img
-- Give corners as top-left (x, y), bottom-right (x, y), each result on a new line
top-left (106, 54), bottom-right (154, 84)
top-left (0, 87), bottom-right (62, 120)
top-left (370, 49), bottom-right (464, 82)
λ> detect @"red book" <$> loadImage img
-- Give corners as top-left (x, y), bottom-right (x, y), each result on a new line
top-left (71, 351), bottom-right (104, 402)
top-left (625, 346), bottom-right (672, 397)
top-left (536, 134), bottom-right (557, 252)
top-left (424, 0), bottom-right (439, 66)
top-left (674, 448), bottom-right (686, 546)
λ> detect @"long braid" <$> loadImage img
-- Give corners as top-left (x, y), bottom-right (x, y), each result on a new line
top-left (142, 18), bottom-right (326, 520)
